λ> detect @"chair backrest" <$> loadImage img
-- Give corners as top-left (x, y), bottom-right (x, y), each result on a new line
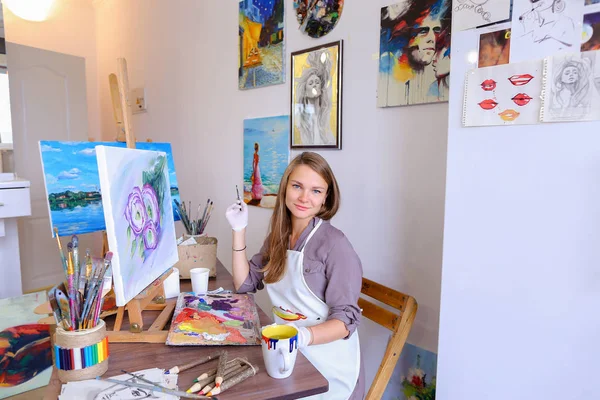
top-left (359, 277), bottom-right (418, 400)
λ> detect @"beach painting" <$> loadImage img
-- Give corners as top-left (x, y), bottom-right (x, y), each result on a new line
top-left (381, 343), bottom-right (437, 400)
top-left (39, 141), bottom-right (180, 237)
top-left (0, 291), bottom-right (53, 399)
top-left (243, 116), bottom-right (290, 209)
top-left (166, 292), bottom-right (262, 346)
top-left (96, 146), bottom-right (178, 306)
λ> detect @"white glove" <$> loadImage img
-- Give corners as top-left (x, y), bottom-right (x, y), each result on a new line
top-left (286, 322), bottom-right (312, 349)
top-left (225, 200), bottom-right (248, 232)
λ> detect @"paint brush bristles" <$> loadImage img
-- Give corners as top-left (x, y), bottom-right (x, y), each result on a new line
top-left (53, 227), bottom-right (68, 274)
top-left (176, 198), bottom-right (214, 235)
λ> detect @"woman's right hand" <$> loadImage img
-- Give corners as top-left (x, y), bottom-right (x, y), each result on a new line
top-left (225, 200), bottom-right (248, 232)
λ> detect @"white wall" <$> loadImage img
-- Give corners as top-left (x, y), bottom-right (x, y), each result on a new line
top-left (437, 24), bottom-right (600, 400)
top-left (2, 0), bottom-right (100, 140)
top-left (94, 0), bottom-right (448, 390)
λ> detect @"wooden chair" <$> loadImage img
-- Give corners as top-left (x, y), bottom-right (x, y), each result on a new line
top-left (359, 277), bottom-right (418, 400)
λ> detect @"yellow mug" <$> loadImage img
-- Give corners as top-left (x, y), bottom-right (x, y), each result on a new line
top-left (261, 324), bottom-right (298, 379)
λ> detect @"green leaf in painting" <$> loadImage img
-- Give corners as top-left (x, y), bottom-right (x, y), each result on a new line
top-left (130, 237), bottom-right (137, 258)
top-left (127, 225), bottom-right (132, 240)
top-left (139, 238), bottom-right (145, 258)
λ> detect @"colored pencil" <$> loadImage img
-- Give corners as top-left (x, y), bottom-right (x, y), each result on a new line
top-left (167, 351), bottom-right (221, 375)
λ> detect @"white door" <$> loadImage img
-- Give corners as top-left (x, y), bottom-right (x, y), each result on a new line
top-left (7, 43), bottom-right (102, 292)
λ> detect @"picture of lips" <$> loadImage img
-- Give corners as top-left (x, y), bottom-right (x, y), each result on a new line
top-left (481, 79), bottom-right (497, 91)
top-left (511, 93), bottom-right (533, 106)
top-left (478, 99), bottom-right (498, 110)
top-left (498, 109), bottom-right (520, 122)
top-left (508, 74), bottom-right (534, 86)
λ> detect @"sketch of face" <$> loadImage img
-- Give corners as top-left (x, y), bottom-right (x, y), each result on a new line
top-left (95, 385), bottom-right (154, 400)
top-left (560, 66), bottom-right (579, 84)
top-left (408, 14), bottom-right (441, 66)
top-left (433, 48), bottom-right (450, 79)
top-left (530, 0), bottom-right (555, 11)
top-left (306, 73), bottom-right (322, 98)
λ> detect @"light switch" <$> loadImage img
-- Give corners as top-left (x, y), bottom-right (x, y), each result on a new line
top-left (131, 88), bottom-right (147, 114)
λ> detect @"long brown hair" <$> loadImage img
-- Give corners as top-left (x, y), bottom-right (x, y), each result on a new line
top-left (261, 152), bottom-right (340, 283)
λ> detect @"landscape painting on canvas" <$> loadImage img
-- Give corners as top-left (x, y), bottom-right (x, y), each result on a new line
top-left (39, 141), bottom-right (181, 237)
top-left (0, 291), bottom-right (53, 399)
top-left (377, 0), bottom-right (452, 107)
top-left (166, 293), bottom-right (262, 346)
top-left (96, 146), bottom-right (178, 306)
top-left (239, 0), bottom-right (284, 89)
top-left (243, 115), bottom-right (290, 209)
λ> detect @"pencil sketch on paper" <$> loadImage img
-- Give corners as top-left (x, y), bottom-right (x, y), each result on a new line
top-left (511, 0), bottom-right (584, 62)
top-left (542, 51), bottom-right (600, 122)
top-left (453, 0), bottom-right (512, 32)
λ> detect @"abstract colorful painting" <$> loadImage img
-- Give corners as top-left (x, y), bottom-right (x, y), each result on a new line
top-left (166, 293), bottom-right (262, 346)
top-left (291, 41), bottom-right (343, 149)
top-left (463, 60), bottom-right (544, 126)
top-left (381, 343), bottom-right (437, 400)
top-left (96, 146), bottom-right (178, 306)
top-left (243, 116), bottom-right (290, 209)
top-left (582, 12), bottom-right (600, 52)
top-left (0, 291), bottom-right (52, 399)
top-left (377, 0), bottom-right (452, 107)
top-left (39, 141), bottom-right (180, 237)
top-left (239, 0), bottom-right (285, 90)
top-left (293, 0), bottom-right (344, 38)
top-left (478, 28), bottom-right (511, 68)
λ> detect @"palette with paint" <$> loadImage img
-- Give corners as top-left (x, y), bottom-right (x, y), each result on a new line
top-left (165, 293), bottom-right (262, 346)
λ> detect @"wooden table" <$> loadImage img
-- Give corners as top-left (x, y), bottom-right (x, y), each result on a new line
top-left (40, 260), bottom-right (328, 400)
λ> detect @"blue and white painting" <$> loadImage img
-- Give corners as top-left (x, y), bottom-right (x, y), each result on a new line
top-left (243, 115), bottom-right (290, 209)
top-left (39, 141), bottom-right (180, 237)
top-left (382, 343), bottom-right (437, 400)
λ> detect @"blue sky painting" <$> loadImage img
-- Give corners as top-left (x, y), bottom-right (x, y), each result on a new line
top-left (39, 141), bottom-right (180, 237)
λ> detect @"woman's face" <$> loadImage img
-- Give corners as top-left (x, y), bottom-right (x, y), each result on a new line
top-left (285, 164), bottom-right (328, 223)
top-left (561, 66), bottom-right (579, 84)
top-left (306, 74), bottom-right (322, 98)
top-left (432, 48), bottom-right (450, 78)
top-left (531, 0), bottom-right (555, 11)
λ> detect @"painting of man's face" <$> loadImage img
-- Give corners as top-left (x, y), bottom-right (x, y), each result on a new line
top-left (408, 14), bottom-right (442, 67)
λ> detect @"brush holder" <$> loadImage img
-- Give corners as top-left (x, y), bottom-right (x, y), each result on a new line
top-left (175, 235), bottom-right (217, 278)
top-left (54, 319), bottom-right (109, 383)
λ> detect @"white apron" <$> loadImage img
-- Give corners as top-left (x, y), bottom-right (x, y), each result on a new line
top-left (266, 220), bottom-right (361, 400)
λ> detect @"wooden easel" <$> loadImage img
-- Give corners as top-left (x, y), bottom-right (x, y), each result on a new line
top-left (105, 58), bottom-right (176, 343)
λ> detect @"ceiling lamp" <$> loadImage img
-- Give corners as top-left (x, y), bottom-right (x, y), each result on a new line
top-left (2, 0), bottom-right (56, 22)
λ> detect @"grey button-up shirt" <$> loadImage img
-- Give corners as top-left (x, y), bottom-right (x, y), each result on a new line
top-left (237, 217), bottom-right (365, 399)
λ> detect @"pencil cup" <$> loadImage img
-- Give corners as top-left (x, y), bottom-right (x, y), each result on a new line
top-left (261, 324), bottom-right (299, 379)
top-left (190, 267), bottom-right (210, 295)
top-left (54, 319), bottom-right (109, 383)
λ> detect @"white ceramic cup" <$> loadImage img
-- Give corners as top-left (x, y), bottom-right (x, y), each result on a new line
top-left (190, 267), bottom-right (210, 295)
top-left (261, 324), bottom-right (299, 379)
top-left (163, 267), bottom-right (180, 299)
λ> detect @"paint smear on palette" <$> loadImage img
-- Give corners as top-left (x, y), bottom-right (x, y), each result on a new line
top-left (166, 293), bottom-right (262, 346)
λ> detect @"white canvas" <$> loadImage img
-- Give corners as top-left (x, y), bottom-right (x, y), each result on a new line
top-left (510, 0), bottom-right (585, 63)
top-left (541, 50), bottom-right (600, 121)
top-left (463, 60), bottom-right (544, 126)
top-left (96, 146), bottom-right (178, 306)
top-left (452, 0), bottom-right (512, 31)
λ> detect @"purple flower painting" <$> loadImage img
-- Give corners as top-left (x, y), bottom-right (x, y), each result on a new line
top-left (97, 146), bottom-right (178, 306)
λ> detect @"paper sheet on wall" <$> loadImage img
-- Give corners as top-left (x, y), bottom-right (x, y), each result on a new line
top-left (510, 0), bottom-right (585, 62)
top-left (463, 60), bottom-right (544, 126)
top-left (452, 0), bottom-right (512, 31)
top-left (541, 50), bottom-right (600, 121)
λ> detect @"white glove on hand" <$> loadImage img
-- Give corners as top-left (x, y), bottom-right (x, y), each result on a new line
top-left (225, 200), bottom-right (248, 232)
top-left (286, 322), bottom-right (312, 349)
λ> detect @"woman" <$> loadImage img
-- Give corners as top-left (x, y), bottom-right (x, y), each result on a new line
top-left (551, 59), bottom-right (590, 110)
top-left (294, 50), bottom-right (335, 146)
top-left (225, 152), bottom-right (364, 400)
top-left (251, 142), bottom-right (263, 201)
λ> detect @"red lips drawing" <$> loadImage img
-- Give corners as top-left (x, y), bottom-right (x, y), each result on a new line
top-left (480, 79), bottom-right (497, 91)
top-left (478, 99), bottom-right (498, 110)
top-left (511, 93), bottom-right (533, 106)
top-left (508, 74), bottom-right (534, 86)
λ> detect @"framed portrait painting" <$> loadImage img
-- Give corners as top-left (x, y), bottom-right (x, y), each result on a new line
top-left (290, 40), bottom-right (343, 149)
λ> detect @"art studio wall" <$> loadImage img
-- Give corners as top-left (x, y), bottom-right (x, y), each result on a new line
top-left (93, 0), bottom-right (448, 393)
top-left (2, 0), bottom-right (100, 140)
top-left (438, 16), bottom-right (600, 400)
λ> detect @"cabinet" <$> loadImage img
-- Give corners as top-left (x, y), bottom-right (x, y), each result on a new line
top-left (0, 179), bottom-right (31, 299)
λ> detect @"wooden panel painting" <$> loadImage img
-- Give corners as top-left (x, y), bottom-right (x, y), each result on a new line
top-left (39, 141), bottom-right (181, 237)
top-left (96, 146), bottom-right (178, 306)
top-left (0, 291), bottom-right (52, 399)
top-left (243, 115), bottom-right (290, 209)
top-left (239, 0), bottom-right (285, 89)
top-left (377, 0), bottom-right (452, 107)
top-left (166, 293), bottom-right (261, 346)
